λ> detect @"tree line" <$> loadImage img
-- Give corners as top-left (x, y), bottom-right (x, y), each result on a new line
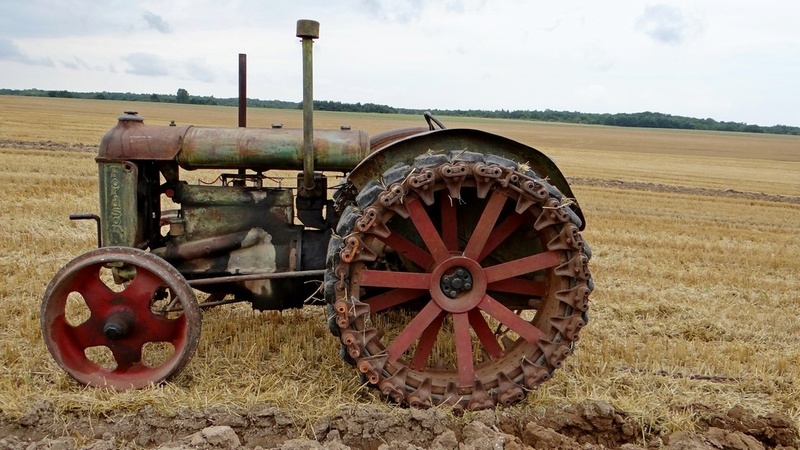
top-left (1, 88), bottom-right (797, 136)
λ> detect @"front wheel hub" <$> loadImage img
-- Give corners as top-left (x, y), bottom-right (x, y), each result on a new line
top-left (103, 311), bottom-right (132, 340)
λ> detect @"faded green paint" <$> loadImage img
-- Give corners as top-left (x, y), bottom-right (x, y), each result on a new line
top-left (175, 184), bottom-right (294, 246)
top-left (98, 115), bottom-right (369, 172)
top-left (176, 127), bottom-right (369, 172)
top-left (98, 162), bottom-right (138, 247)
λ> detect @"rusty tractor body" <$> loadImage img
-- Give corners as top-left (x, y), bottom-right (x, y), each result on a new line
top-left (41, 20), bottom-right (593, 410)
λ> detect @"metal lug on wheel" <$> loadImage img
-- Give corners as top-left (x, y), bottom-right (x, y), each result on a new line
top-left (379, 366), bottom-right (408, 403)
top-left (467, 380), bottom-right (494, 411)
top-left (496, 372), bottom-right (524, 407)
top-left (407, 378), bottom-right (432, 409)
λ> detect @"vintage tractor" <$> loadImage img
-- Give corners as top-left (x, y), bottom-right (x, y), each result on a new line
top-left (41, 20), bottom-right (592, 410)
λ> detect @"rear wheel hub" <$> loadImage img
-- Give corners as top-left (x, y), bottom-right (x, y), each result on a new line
top-left (440, 267), bottom-right (473, 298)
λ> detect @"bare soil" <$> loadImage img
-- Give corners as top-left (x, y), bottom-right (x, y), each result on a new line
top-left (1, 400), bottom-right (797, 449)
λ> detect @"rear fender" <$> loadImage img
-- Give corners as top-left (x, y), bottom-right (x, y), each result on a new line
top-left (348, 128), bottom-right (585, 228)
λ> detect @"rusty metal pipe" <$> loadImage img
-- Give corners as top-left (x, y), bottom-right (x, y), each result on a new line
top-left (97, 118), bottom-right (369, 171)
top-left (151, 230), bottom-right (256, 262)
top-left (187, 268), bottom-right (326, 287)
top-left (296, 19), bottom-right (319, 191)
top-left (177, 127), bottom-right (368, 171)
top-left (238, 53), bottom-right (247, 178)
top-left (238, 53), bottom-right (247, 128)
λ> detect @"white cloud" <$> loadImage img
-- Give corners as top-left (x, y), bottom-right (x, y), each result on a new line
top-left (142, 11), bottom-right (172, 34)
top-left (636, 4), bottom-right (703, 45)
top-left (123, 52), bottom-right (169, 77)
top-left (0, 38), bottom-right (54, 66)
top-left (0, 0), bottom-right (797, 126)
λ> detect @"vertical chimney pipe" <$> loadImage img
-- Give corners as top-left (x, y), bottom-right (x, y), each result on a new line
top-left (296, 19), bottom-right (319, 192)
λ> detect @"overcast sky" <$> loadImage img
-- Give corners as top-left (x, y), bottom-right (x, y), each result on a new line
top-left (1, 0), bottom-right (798, 127)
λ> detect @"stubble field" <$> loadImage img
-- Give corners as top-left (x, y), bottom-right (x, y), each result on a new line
top-left (1, 95), bottom-right (799, 449)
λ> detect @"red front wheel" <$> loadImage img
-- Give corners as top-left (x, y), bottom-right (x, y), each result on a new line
top-left (41, 247), bottom-right (201, 389)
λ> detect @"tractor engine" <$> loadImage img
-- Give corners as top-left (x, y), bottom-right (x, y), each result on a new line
top-left (96, 113), bottom-right (368, 310)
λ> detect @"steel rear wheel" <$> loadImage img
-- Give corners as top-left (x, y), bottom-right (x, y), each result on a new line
top-left (41, 247), bottom-right (201, 389)
top-left (329, 151), bottom-right (592, 410)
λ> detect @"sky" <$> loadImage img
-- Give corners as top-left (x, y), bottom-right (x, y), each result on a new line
top-left (1, 0), bottom-right (799, 127)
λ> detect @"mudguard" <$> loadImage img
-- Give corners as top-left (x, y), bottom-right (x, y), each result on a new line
top-left (348, 128), bottom-right (586, 229)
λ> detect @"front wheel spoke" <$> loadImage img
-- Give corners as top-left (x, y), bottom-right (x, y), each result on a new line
top-left (386, 301), bottom-right (443, 363)
top-left (467, 309), bottom-right (504, 360)
top-left (463, 191), bottom-right (508, 260)
top-left (124, 269), bottom-right (165, 308)
top-left (141, 314), bottom-right (184, 344)
top-left (77, 271), bottom-right (116, 313)
top-left (477, 213), bottom-right (526, 262)
top-left (452, 312), bottom-right (475, 386)
top-left (478, 295), bottom-right (544, 345)
top-left (487, 278), bottom-right (546, 297)
top-left (410, 312), bottom-right (445, 370)
top-left (358, 270), bottom-right (431, 290)
top-left (407, 198), bottom-right (451, 264)
top-left (109, 341), bottom-right (144, 370)
top-left (484, 251), bottom-right (561, 283)
top-left (69, 320), bottom-right (107, 350)
top-left (366, 288), bottom-right (428, 313)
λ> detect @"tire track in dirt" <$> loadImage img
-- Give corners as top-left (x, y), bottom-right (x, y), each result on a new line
top-left (570, 177), bottom-right (800, 205)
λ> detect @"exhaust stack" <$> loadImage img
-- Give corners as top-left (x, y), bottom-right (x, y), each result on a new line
top-left (296, 19), bottom-right (320, 191)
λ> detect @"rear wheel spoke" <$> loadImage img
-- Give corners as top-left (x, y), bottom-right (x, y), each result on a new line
top-left (463, 191), bottom-right (508, 260)
top-left (411, 312), bottom-right (445, 370)
top-left (407, 198), bottom-right (450, 263)
top-left (358, 270), bottom-right (431, 290)
top-left (453, 312), bottom-right (475, 386)
top-left (478, 294), bottom-right (544, 345)
top-left (386, 301), bottom-right (443, 363)
top-left (477, 213), bottom-right (526, 262)
top-left (468, 309), bottom-right (504, 361)
top-left (487, 278), bottom-right (546, 297)
top-left (484, 251), bottom-right (561, 283)
top-left (440, 195), bottom-right (459, 251)
top-left (378, 232), bottom-right (434, 270)
top-left (366, 288), bottom-right (428, 313)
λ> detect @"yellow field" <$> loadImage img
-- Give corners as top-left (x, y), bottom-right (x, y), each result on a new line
top-left (1, 95), bottom-right (799, 444)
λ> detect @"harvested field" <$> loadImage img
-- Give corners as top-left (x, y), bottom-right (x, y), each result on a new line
top-left (1, 95), bottom-right (799, 449)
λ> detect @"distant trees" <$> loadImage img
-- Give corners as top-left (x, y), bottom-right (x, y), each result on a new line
top-left (0, 88), bottom-right (797, 135)
top-left (46, 90), bottom-right (73, 98)
top-left (176, 88), bottom-right (189, 104)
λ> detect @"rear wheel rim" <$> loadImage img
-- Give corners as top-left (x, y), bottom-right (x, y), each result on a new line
top-left (330, 151), bottom-right (592, 409)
